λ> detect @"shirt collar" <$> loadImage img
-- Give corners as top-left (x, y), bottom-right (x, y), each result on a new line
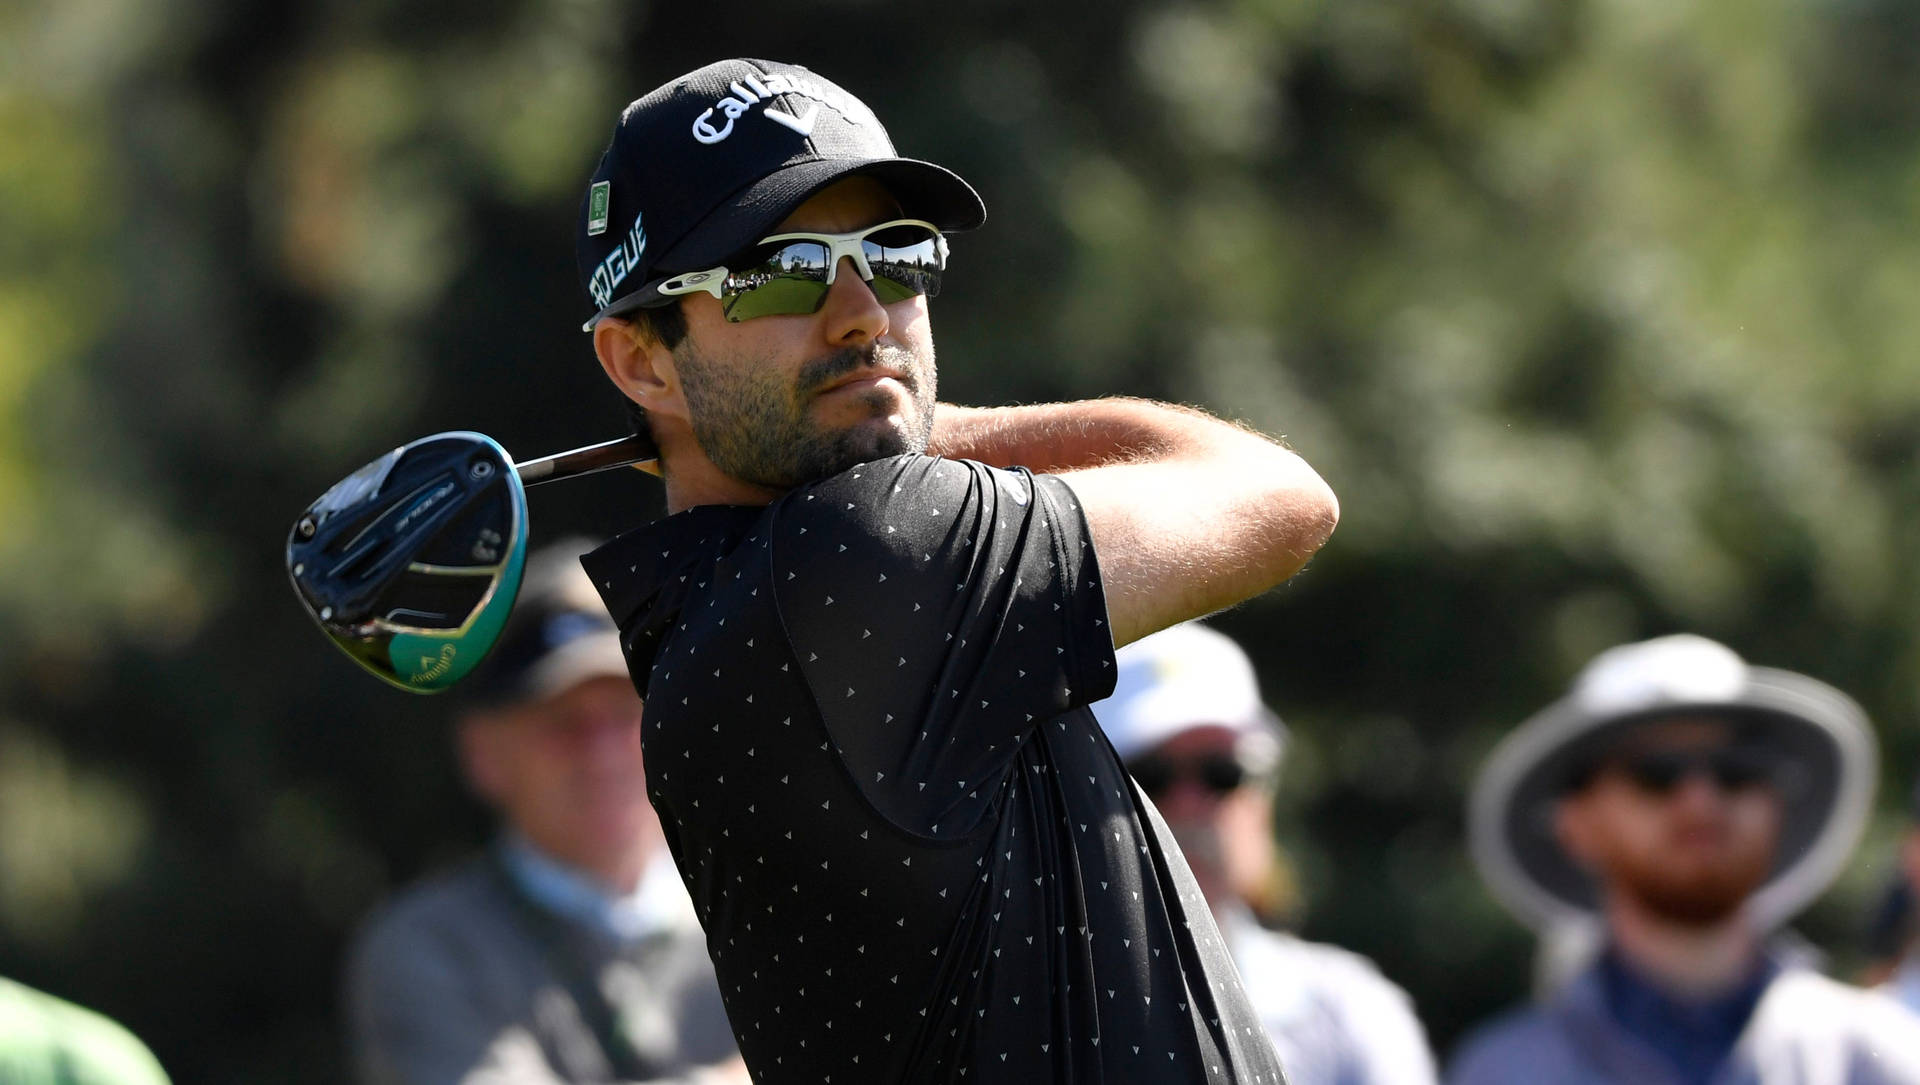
top-left (1597, 941), bottom-right (1776, 1020)
top-left (1577, 941), bottom-right (1776, 1084)
top-left (498, 833), bottom-right (695, 943)
top-left (580, 504), bottom-right (766, 688)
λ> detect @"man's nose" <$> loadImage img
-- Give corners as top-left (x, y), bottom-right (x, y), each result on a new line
top-left (1668, 771), bottom-right (1727, 812)
top-left (819, 255), bottom-right (889, 344)
top-left (570, 709), bottom-right (642, 751)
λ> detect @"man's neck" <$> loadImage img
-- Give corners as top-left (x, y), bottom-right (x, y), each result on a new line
top-left (518, 822), bottom-right (663, 897)
top-left (595, 851), bottom-right (650, 897)
top-left (501, 834), bottom-right (690, 942)
top-left (658, 449), bottom-right (783, 514)
top-left (1606, 894), bottom-right (1761, 998)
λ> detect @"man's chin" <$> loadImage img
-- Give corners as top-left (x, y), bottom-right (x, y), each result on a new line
top-left (819, 432), bottom-right (914, 479)
top-left (1621, 865), bottom-right (1769, 927)
top-left (830, 407), bottom-right (929, 462)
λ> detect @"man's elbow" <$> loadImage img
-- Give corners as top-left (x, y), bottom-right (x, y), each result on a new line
top-left (1305, 472), bottom-right (1339, 550)
top-left (1266, 455), bottom-right (1338, 568)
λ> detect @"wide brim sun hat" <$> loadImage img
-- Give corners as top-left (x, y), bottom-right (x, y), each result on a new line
top-left (1469, 634), bottom-right (1877, 933)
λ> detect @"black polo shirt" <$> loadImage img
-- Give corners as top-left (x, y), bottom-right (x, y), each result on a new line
top-left (584, 454), bottom-right (1284, 1084)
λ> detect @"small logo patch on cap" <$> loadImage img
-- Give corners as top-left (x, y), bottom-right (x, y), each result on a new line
top-left (587, 181), bottom-right (611, 236)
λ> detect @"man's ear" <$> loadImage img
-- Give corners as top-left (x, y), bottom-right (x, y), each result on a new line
top-left (594, 318), bottom-right (686, 423)
top-left (1902, 828), bottom-right (1920, 893)
top-left (1554, 794), bottom-right (1601, 871)
top-left (456, 713), bottom-right (508, 804)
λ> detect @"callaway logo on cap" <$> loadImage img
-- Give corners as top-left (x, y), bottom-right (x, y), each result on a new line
top-left (575, 58), bottom-right (987, 330)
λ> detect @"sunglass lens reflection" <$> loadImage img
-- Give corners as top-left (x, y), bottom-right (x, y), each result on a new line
top-left (862, 227), bottom-right (943, 299)
top-left (722, 242), bottom-right (834, 321)
top-left (719, 226), bottom-right (945, 322)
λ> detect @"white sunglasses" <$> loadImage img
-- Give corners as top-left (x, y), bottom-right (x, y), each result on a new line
top-left (654, 218), bottom-right (948, 322)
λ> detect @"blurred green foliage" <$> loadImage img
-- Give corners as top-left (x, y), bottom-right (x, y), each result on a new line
top-left (3, 0), bottom-right (1919, 1079)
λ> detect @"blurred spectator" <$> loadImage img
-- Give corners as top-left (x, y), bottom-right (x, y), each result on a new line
top-left (0, 976), bottom-right (170, 1083)
top-left (343, 542), bottom-right (743, 1084)
top-left (1090, 621), bottom-right (1438, 1085)
top-left (1873, 781), bottom-right (1920, 1012)
top-left (1453, 634), bottom-right (1920, 1084)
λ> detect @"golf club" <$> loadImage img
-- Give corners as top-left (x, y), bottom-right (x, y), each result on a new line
top-left (286, 431), bottom-right (654, 693)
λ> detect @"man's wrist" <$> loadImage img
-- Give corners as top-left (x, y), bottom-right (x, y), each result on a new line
top-left (926, 403), bottom-right (989, 457)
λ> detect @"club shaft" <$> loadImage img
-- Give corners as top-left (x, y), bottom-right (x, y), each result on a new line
top-left (512, 434), bottom-right (656, 486)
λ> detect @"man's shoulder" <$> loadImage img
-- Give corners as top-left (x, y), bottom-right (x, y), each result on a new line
top-left (1757, 967), bottom-right (1920, 1043)
top-left (1738, 968), bottom-right (1920, 1082)
top-left (766, 455), bottom-right (1061, 577)
top-left (783, 455), bottom-right (985, 513)
top-left (348, 855), bottom-right (514, 965)
top-left (1268, 930), bottom-right (1403, 984)
top-left (785, 455), bottom-right (1056, 514)
top-left (1240, 927), bottom-right (1417, 1010)
top-left (1235, 928), bottom-right (1438, 1082)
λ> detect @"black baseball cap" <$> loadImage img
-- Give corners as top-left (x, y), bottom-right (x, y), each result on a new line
top-left (576, 58), bottom-right (987, 331)
top-left (464, 540), bottom-right (632, 709)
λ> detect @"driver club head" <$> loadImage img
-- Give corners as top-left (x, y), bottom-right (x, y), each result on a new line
top-left (286, 431), bottom-right (528, 693)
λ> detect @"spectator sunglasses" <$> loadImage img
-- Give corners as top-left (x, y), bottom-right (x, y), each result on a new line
top-left (656, 219), bottom-right (947, 322)
top-left (1127, 753), bottom-right (1250, 798)
top-left (1612, 746), bottom-right (1775, 796)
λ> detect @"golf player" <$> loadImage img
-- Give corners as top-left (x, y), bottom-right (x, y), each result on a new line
top-left (344, 543), bottom-right (744, 1084)
top-left (573, 58), bottom-right (1338, 1082)
top-left (1451, 634), bottom-right (1920, 1084)
top-left (1090, 622), bottom-right (1437, 1085)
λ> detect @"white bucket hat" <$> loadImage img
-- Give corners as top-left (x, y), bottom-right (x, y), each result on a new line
top-left (1469, 634), bottom-right (1877, 933)
top-left (1090, 622), bottom-right (1285, 775)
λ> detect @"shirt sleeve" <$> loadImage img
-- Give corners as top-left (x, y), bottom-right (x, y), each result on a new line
top-left (768, 454), bottom-right (1116, 838)
top-left (0, 978), bottom-right (172, 1085)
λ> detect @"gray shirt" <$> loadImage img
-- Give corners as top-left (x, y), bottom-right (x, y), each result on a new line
top-left (1449, 954), bottom-right (1920, 1085)
top-left (344, 848), bottom-right (735, 1084)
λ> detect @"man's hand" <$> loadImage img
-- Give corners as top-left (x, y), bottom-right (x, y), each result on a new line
top-left (929, 399), bottom-right (1337, 648)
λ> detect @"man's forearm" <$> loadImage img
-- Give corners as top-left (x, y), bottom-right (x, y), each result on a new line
top-left (929, 397), bottom-right (1338, 647)
top-left (928, 399), bottom-right (1232, 473)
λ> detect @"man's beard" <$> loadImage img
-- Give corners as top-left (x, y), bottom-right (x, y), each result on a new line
top-left (675, 340), bottom-right (936, 490)
top-left (1608, 838), bottom-right (1774, 927)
